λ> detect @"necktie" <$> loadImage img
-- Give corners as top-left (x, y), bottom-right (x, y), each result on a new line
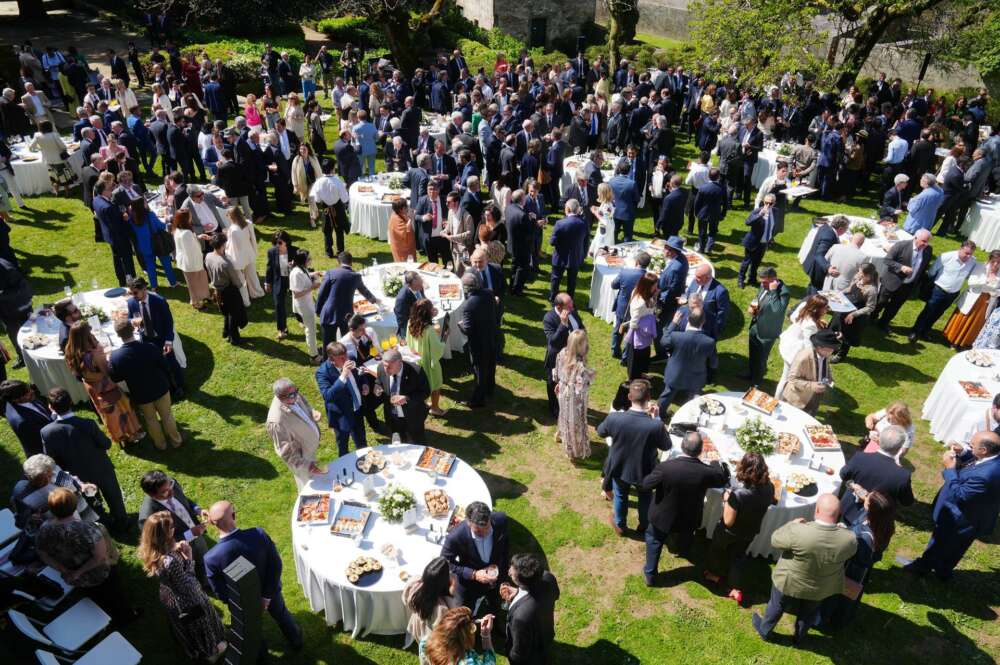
top-left (483, 268), bottom-right (492, 291)
top-left (141, 300), bottom-right (154, 337)
top-left (436, 156), bottom-right (443, 174)
top-left (432, 204), bottom-right (438, 230)
top-left (348, 373), bottom-right (361, 410)
top-left (580, 187), bottom-right (587, 207)
top-left (763, 211), bottom-right (773, 243)
top-left (591, 115), bottom-right (597, 135)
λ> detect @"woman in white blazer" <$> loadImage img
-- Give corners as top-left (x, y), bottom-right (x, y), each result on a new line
top-left (776, 294), bottom-right (830, 397)
top-left (225, 206), bottom-right (265, 305)
top-left (171, 209), bottom-right (211, 309)
top-left (290, 143), bottom-right (323, 224)
top-left (113, 78), bottom-right (138, 112)
top-left (28, 121), bottom-right (74, 196)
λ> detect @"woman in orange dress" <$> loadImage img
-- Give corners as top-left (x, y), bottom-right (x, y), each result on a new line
top-left (64, 321), bottom-right (143, 446)
top-left (943, 249), bottom-right (1000, 349)
top-left (388, 198), bottom-right (417, 262)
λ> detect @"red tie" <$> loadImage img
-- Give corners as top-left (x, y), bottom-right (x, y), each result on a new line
top-left (432, 204), bottom-right (438, 229)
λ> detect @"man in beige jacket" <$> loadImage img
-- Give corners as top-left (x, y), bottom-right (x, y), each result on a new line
top-left (752, 493), bottom-right (857, 643)
top-left (266, 377), bottom-right (324, 489)
top-left (779, 328), bottom-right (838, 416)
top-left (20, 82), bottom-right (55, 129)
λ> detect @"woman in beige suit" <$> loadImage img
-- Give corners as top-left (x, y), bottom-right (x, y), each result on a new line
top-left (291, 143), bottom-right (323, 224)
top-left (443, 191), bottom-right (474, 273)
top-left (28, 120), bottom-right (74, 196)
top-left (266, 378), bottom-right (324, 489)
top-left (780, 329), bottom-right (839, 416)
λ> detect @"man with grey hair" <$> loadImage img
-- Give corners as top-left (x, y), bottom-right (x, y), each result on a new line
top-left (13, 454), bottom-right (100, 526)
top-left (548, 199), bottom-right (589, 301)
top-left (394, 270), bottom-right (425, 337)
top-left (459, 270), bottom-right (498, 407)
top-left (838, 424), bottom-right (914, 525)
top-left (902, 172), bottom-right (944, 234)
top-left (266, 378), bottom-right (323, 489)
top-left (874, 228), bottom-right (932, 331)
top-left (375, 347), bottom-right (430, 442)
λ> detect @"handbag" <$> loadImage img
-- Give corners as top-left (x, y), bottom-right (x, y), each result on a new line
top-left (152, 229), bottom-right (175, 256)
top-left (537, 163), bottom-right (550, 185)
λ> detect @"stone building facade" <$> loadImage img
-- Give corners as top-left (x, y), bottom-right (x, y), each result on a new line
top-left (455, 0), bottom-right (596, 49)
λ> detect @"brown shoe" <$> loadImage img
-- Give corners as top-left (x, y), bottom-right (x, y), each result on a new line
top-left (608, 514), bottom-right (624, 537)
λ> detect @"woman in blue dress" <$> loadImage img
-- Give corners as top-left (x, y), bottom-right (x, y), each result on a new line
top-left (129, 197), bottom-right (177, 290)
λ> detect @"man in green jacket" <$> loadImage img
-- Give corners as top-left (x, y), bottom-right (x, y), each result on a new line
top-left (752, 493), bottom-right (857, 643)
top-left (747, 266), bottom-right (791, 386)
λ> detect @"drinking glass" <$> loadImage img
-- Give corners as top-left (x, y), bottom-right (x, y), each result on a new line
top-left (63, 285), bottom-right (72, 298)
top-left (90, 277), bottom-right (99, 290)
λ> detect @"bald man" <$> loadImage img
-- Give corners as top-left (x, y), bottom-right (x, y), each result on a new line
top-left (752, 494), bottom-right (857, 643)
top-left (204, 501), bottom-right (303, 650)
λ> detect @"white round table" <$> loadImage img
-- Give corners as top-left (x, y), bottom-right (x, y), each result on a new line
top-left (797, 216), bottom-right (913, 265)
top-left (668, 392), bottom-right (845, 559)
top-left (960, 195), bottom-right (1000, 252)
top-left (357, 262), bottom-right (467, 358)
top-left (17, 288), bottom-right (187, 404)
top-left (348, 177), bottom-right (411, 241)
top-left (9, 136), bottom-right (85, 196)
top-left (420, 114), bottom-right (449, 147)
top-left (922, 349), bottom-right (1000, 443)
top-left (588, 241), bottom-right (712, 323)
top-left (559, 156), bottom-right (615, 195)
top-left (291, 443), bottom-right (492, 638)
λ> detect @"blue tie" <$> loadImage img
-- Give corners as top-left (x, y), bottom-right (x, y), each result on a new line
top-left (763, 211), bottom-right (773, 243)
top-left (348, 375), bottom-right (361, 410)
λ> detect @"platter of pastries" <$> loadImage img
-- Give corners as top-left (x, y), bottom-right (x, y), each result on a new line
top-left (685, 252), bottom-right (705, 267)
top-left (605, 255), bottom-right (624, 267)
top-left (345, 556), bottom-right (383, 586)
top-left (959, 380), bottom-right (992, 400)
top-left (356, 184), bottom-right (375, 193)
top-left (699, 397), bottom-right (726, 416)
top-left (380, 193), bottom-right (402, 203)
top-left (742, 387), bottom-right (779, 415)
top-left (296, 494), bottom-right (330, 523)
top-left (416, 447), bottom-right (457, 476)
top-left (353, 300), bottom-right (379, 316)
top-left (804, 425), bottom-right (840, 450)
top-left (424, 489), bottom-right (451, 517)
top-left (356, 449), bottom-right (386, 474)
top-left (699, 434), bottom-right (721, 462)
top-left (330, 500), bottom-right (372, 538)
top-left (438, 284), bottom-right (461, 300)
top-left (776, 432), bottom-right (802, 456)
top-left (418, 261), bottom-right (444, 272)
top-left (784, 471), bottom-right (815, 494)
top-left (965, 350), bottom-right (994, 368)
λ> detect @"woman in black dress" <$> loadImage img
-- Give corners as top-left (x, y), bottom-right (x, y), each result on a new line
top-left (703, 452), bottom-right (776, 605)
top-left (264, 230), bottom-right (297, 340)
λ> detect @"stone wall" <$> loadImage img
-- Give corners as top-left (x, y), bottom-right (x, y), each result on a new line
top-left (595, 0), bottom-right (692, 40)
top-left (454, 0), bottom-right (596, 47)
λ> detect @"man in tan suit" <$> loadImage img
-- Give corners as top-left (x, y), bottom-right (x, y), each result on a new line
top-left (266, 377), bottom-right (324, 489)
top-left (20, 82), bottom-right (55, 130)
top-left (752, 494), bottom-right (857, 643)
top-left (779, 328), bottom-right (838, 415)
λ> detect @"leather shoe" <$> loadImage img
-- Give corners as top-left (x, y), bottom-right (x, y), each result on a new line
top-left (11, 357), bottom-right (24, 370)
top-left (644, 573), bottom-right (656, 587)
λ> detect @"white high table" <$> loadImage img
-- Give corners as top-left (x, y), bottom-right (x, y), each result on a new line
top-left (560, 156), bottom-right (614, 195)
top-left (291, 443), bottom-right (492, 637)
top-left (588, 241), bottom-right (712, 323)
top-left (348, 177), bottom-right (411, 241)
top-left (960, 195), bottom-right (1000, 252)
top-left (798, 216), bottom-right (913, 264)
top-left (9, 136), bottom-right (85, 196)
top-left (668, 392), bottom-right (845, 560)
top-left (922, 349), bottom-right (1000, 443)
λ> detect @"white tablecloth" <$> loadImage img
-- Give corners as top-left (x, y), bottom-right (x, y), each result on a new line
top-left (420, 114), bottom-right (448, 147)
top-left (17, 288), bottom-right (187, 404)
top-left (798, 216), bottom-right (913, 264)
top-left (559, 156), bottom-right (615, 196)
top-left (357, 263), bottom-right (467, 358)
top-left (668, 392), bottom-right (845, 559)
top-left (349, 178), bottom-right (411, 241)
top-left (292, 443), bottom-right (492, 637)
top-left (751, 148), bottom-right (778, 189)
top-left (960, 195), bottom-right (1000, 252)
top-left (10, 136), bottom-right (85, 196)
top-left (922, 349), bottom-right (1000, 443)
top-left (588, 241), bottom-right (712, 323)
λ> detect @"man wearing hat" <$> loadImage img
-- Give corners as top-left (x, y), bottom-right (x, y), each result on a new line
top-left (779, 329), bottom-right (838, 415)
top-left (747, 267), bottom-right (790, 386)
top-left (879, 173), bottom-right (909, 221)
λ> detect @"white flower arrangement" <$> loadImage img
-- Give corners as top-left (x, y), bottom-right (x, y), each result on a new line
top-left (377, 484), bottom-right (416, 524)
top-left (387, 174), bottom-right (405, 191)
top-left (383, 273), bottom-right (404, 297)
top-left (78, 304), bottom-right (109, 323)
top-left (735, 416), bottom-right (776, 456)
top-left (848, 221), bottom-right (875, 238)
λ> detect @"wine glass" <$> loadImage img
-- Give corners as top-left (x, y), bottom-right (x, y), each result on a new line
top-left (90, 277), bottom-right (99, 291)
top-left (445, 261), bottom-right (454, 274)
top-left (63, 285), bottom-right (72, 298)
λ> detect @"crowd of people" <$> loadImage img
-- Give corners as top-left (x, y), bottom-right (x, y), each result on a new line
top-left (1, 19), bottom-right (999, 665)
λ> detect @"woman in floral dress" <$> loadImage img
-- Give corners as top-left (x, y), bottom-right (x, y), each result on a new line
top-left (64, 321), bottom-right (143, 446)
top-left (139, 511), bottom-right (227, 663)
top-left (554, 329), bottom-right (596, 460)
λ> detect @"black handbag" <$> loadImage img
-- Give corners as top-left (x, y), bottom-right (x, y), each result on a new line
top-left (152, 229), bottom-right (175, 256)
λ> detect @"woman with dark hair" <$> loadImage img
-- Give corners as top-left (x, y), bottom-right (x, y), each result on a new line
top-left (289, 249), bottom-right (321, 363)
top-left (129, 197), bottom-right (177, 290)
top-left (307, 98), bottom-right (327, 156)
top-left (776, 293), bottom-right (829, 395)
top-left (815, 490), bottom-right (896, 628)
top-left (421, 606), bottom-right (495, 665)
top-left (402, 556), bottom-right (457, 657)
top-left (703, 452), bottom-right (776, 605)
top-left (624, 272), bottom-right (658, 380)
top-left (407, 299), bottom-right (446, 416)
top-left (264, 229), bottom-right (296, 340)
top-left (830, 262), bottom-right (878, 362)
top-left (477, 205), bottom-right (507, 265)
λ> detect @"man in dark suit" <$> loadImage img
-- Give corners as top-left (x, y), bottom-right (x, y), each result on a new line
top-left (399, 96), bottom-right (421, 151)
top-left (694, 168), bottom-right (725, 253)
top-left (413, 180), bottom-right (449, 262)
top-left (429, 141), bottom-right (458, 194)
top-left (838, 425), bottom-right (914, 525)
top-left (803, 215), bottom-right (849, 294)
top-left (685, 264), bottom-right (730, 339)
top-left (107, 48), bottom-right (129, 84)
top-left (41, 387), bottom-right (127, 530)
top-left (641, 431), bottom-right (728, 583)
top-left (655, 238), bottom-right (689, 353)
top-left (431, 72), bottom-right (451, 114)
top-left (138, 469), bottom-right (209, 585)
top-left (658, 307), bottom-right (717, 416)
top-left (315, 252), bottom-right (381, 347)
top-left (393, 271), bottom-right (424, 338)
top-left (93, 180), bottom-right (135, 287)
top-left (108, 319), bottom-right (182, 449)
top-left (737, 119), bottom-right (764, 207)
top-left (548, 200), bottom-right (589, 302)
top-left (598, 379), bottom-right (671, 536)
top-left (611, 252), bottom-right (649, 359)
top-left (506, 191), bottom-right (534, 296)
top-left (459, 271), bottom-right (499, 408)
top-left (905, 431), bottom-right (1000, 581)
top-left (608, 162), bottom-right (640, 243)
top-left (202, 75), bottom-right (226, 123)
top-left (442, 501), bottom-right (510, 610)
top-left (746, 267), bottom-right (791, 385)
top-left (126, 276), bottom-right (183, 396)
top-left (543, 294), bottom-right (585, 416)
top-left (878, 174), bottom-right (909, 222)
top-left (656, 175), bottom-right (687, 238)
top-left (332, 129), bottom-right (362, 186)
top-left (908, 129), bottom-right (937, 182)
top-left (502, 553), bottom-right (560, 665)
top-left (559, 173), bottom-right (598, 228)
top-left (263, 124), bottom-right (296, 213)
top-left (167, 116), bottom-right (194, 182)
top-left (375, 349), bottom-right (430, 443)
top-left (205, 500), bottom-right (303, 650)
top-left (403, 154), bottom-right (431, 211)
top-left (1, 380), bottom-right (52, 458)
top-left (936, 160), bottom-right (968, 236)
top-left (148, 110), bottom-right (173, 176)
top-left (738, 194), bottom-right (779, 289)
top-left (874, 230), bottom-right (932, 331)
top-left (315, 342), bottom-right (367, 456)
top-left (717, 125), bottom-right (743, 206)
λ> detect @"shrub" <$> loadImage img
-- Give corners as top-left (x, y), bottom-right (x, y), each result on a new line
top-left (317, 15), bottom-right (384, 48)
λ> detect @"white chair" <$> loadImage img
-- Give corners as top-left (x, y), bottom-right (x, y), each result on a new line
top-left (35, 632), bottom-right (142, 665)
top-left (0, 538), bottom-right (25, 576)
top-left (8, 597), bottom-right (110, 652)
top-left (35, 567), bottom-right (74, 612)
top-left (0, 508), bottom-right (20, 547)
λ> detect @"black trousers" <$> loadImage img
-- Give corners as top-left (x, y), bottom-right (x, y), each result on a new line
top-left (739, 244), bottom-right (766, 284)
top-left (549, 264), bottom-right (578, 302)
top-left (426, 236), bottom-right (451, 265)
top-left (875, 284), bottom-right (913, 329)
top-left (321, 322), bottom-right (347, 351)
top-left (545, 366), bottom-right (558, 416)
top-left (742, 162), bottom-right (756, 206)
top-left (748, 332), bottom-right (775, 386)
top-left (111, 247), bottom-right (136, 287)
top-left (1, 307), bottom-right (30, 362)
top-left (468, 348), bottom-right (496, 405)
top-left (322, 201), bottom-right (347, 256)
top-left (755, 586), bottom-right (818, 639)
top-left (273, 276), bottom-right (290, 332)
top-left (511, 258), bottom-right (532, 295)
top-left (219, 284), bottom-right (247, 343)
top-left (387, 413), bottom-right (426, 444)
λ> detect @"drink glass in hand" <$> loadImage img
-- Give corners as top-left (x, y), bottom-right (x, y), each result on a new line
top-left (486, 564), bottom-right (499, 584)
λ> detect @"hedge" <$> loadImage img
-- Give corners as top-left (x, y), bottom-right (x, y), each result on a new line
top-left (138, 40), bottom-right (305, 95)
top-left (316, 16), bottom-right (384, 47)
top-left (584, 41), bottom-right (697, 72)
top-left (455, 35), bottom-right (570, 76)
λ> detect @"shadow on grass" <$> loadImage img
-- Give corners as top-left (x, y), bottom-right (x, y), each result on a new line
top-left (552, 637), bottom-right (641, 664)
top-left (125, 432), bottom-right (278, 480)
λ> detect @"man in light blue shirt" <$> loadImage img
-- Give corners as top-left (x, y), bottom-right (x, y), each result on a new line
top-left (902, 174), bottom-right (944, 234)
top-left (883, 129), bottom-right (909, 165)
top-left (909, 240), bottom-right (978, 342)
top-left (352, 110), bottom-right (378, 177)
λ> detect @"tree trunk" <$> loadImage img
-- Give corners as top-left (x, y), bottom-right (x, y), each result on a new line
top-left (382, 12), bottom-right (420, 76)
top-left (605, 0), bottom-right (639, 68)
top-left (414, 0), bottom-right (448, 31)
top-left (17, 0), bottom-right (47, 20)
top-left (608, 13), bottom-right (623, 67)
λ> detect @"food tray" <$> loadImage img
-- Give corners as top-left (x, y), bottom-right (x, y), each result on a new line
top-left (330, 500), bottom-right (372, 538)
top-left (699, 433), bottom-right (720, 462)
top-left (776, 432), bottom-right (802, 456)
top-left (418, 261), bottom-right (443, 272)
top-left (296, 494), bottom-right (331, 523)
top-left (685, 252), bottom-right (705, 267)
top-left (353, 300), bottom-right (379, 316)
top-left (604, 255), bottom-right (624, 267)
top-left (380, 193), bottom-right (402, 203)
top-left (803, 425), bottom-right (840, 450)
top-left (356, 184), bottom-right (375, 193)
top-left (699, 397), bottom-right (725, 416)
top-left (965, 351), bottom-right (994, 368)
top-left (416, 447), bottom-right (457, 476)
top-left (356, 449), bottom-right (386, 474)
top-left (741, 387), bottom-right (778, 415)
top-left (438, 284), bottom-right (461, 300)
top-left (424, 489), bottom-right (451, 517)
top-left (959, 380), bottom-right (992, 400)
top-left (345, 556), bottom-right (383, 587)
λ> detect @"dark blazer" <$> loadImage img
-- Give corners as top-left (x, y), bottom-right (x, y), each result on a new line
top-left (803, 224), bottom-right (839, 287)
top-left (399, 106), bottom-right (421, 148)
top-left (932, 453), bottom-right (1000, 539)
top-left (694, 181), bottom-right (725, 222)
top-left (375, 360), bottom-right (430, 428)
top-left (558, 183), bottom-right (598, 226)
top-left (542, 308), bottom-right (584, 370)
top-left (333, 139), bottom-right (362, 185)
top-left (4, 400), bottom-right (52, 458)
top-left (263, 245), bottom-right (297, 292)
top-left (737, 126), bottom-right (764, 163)
top-left (137, 477), bottom-right (201, 537)
top-left (641, 455), bottom-right (729, 533)
top-left (685, 279), bottom-right (730, 339)
top-left (662, 324), bottom-right (717, 392)
top-left (93, 195), bottom-right (132, 252)
top-left (506, 571), bottom-right (560, 665)
top-left (742, 207), bottom-right (777, 249)
top-left (877, 238), bottom-right (931, 293)
top-left (166, 124), bottom-right (190, 162)
top-left (459, 189), bottom-right (484, 226)
top-left (215, 159), bottom-right (253, 198)
top-left (148, 119), bottom-right (170, 156)
top-left (839, 450), bottom-right (914, 524)
top-left (402, 167), bottom-right (430, 209)
top-left (441, 511), bottom-right (510, 595)
top-left (506, 203), bottom-right (534, 266)
top-left (126, 292), bottom-right (175, 345)
top-left (549, 214), bottom-right (588, 269)
top-left (459, 288), bottom-right (499, 357)
top-left (478, 263), bottom-right (506, 302)
top-left (608, 175), bottom-right (640, 221)
top-left (879, 186), bottom-right (906, 219)
top-left (749, 282), bottom-right (791, 342)
top-left (597, 409), bottom-right (671, 486)
top-left (908, 139), bottom-right (936, 178)
top-left (394, 287), bottom-right (421, 338)
top-left (107, 339), bottom-right (171, 404)
top-left (315, 266), bottom-right (378, 328)
top-left (657, 187), bottom-right (688, 236)
top-left (612, 267), bottom-right (645, 322)
top-left (315, 360), bottom-right (364, 432)
top-left (40, 415), bottom-right (115, 486)
top-left (205, 527), bottom-right (284, 602)
top-left (428, 152), bottom-right (458, 190)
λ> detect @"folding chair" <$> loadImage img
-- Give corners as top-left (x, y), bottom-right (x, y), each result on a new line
top-left (8, 597), bottom-right (110, 652)
top-left (35, 631), bottom-right (142, 665)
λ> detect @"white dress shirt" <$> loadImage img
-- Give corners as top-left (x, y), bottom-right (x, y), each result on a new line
top-left (309, 174), bottom-right (350, 206)
top-left (935, 251), bottom-right (978, 294)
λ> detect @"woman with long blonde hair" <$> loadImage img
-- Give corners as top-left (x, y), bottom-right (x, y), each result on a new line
top-left (139, 512), bottom-right (227, 663)
top-left (553, 329), bottom-right (596, 460)
top-left (420, 606), bottom-right (495, 665)
top-left (225, 206), bottom-right (264, 303)
top-left (588, 182), bottom-right (616, 255)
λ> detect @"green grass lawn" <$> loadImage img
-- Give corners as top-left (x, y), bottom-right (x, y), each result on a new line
top-left (2, 121), bottom-right (999, 664)
top-left (635, 33), bottom-right (688, 51)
